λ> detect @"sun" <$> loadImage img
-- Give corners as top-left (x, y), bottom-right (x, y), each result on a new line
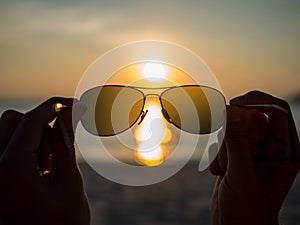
top-left (142, 62), bottom-right (167, 81)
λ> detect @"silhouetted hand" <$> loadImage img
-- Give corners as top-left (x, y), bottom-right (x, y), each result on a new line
top-left (209, 91), bottom-right (300, 225)
top-left (0, 97), bottom-right (90, 225)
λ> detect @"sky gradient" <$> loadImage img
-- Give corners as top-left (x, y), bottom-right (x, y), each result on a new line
top-left (0, 0), bottom-right (299, 101)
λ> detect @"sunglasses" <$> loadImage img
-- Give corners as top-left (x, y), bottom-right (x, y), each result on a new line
top-left (79, 85), bottom-right (227, 136)
top-left (54, 86), bottom-right (296, 162)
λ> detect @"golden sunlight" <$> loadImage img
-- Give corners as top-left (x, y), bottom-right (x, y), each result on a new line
top-left (105, 61), bottom-right (196, 87)
top-left (142, 62), bottom-right (167, 81)
top-left (134, 100), bottom-right (172, 166)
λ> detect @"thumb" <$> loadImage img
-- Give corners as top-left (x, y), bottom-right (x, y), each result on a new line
top-left (51, 102), bottom-right (86, 179)
top-left (225, 106), bottom-right (255, 178)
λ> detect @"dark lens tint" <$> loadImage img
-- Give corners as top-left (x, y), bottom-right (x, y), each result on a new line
top-left (80, 86), bottom-right (145, 136)
top-left (160, 86), bottom-right (226, 134)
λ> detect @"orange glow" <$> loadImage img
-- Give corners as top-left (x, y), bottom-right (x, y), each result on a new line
top-left (134, 100), bottom-right (172, 166)
top-left (105, 62), bottom-right (196, 87)
top-left (54, 103), bottom-right (63, 112)
top-left (136, 146), bottom-right (164, 166)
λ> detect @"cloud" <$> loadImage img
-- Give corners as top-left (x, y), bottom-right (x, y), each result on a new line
top-left (0, 1), bottom-right (127, 41)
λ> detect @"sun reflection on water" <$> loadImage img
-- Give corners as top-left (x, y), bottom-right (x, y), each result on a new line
top-left (134, 100), bottom-right (172, 166)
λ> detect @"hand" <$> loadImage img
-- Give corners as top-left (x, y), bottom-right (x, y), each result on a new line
top-left (0, 97), bottom-right (90, 225)
top-left (209, 91), bottom-right (300, 225)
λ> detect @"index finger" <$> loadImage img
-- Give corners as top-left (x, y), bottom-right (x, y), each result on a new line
top-left (5, 97), bottom-right (76, 158)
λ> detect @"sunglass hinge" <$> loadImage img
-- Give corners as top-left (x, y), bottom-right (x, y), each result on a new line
top-left (138, 109), bottom-right (148, 125)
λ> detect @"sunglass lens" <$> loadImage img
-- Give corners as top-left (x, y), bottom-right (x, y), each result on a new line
top-left (80, 86), bottom-right (145, 136)
top-left (160, 86), bottom-right (226, 134)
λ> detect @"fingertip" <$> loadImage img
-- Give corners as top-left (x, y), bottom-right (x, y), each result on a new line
top-left (47, 96), bottom-right (77, 105)
top-left (230, 90), bottom-right (266, 105)
top-left (230, 90), bottom-right (290, 110)
top-left (229, 95), bottom-right (245, 105)
top-left (0, 109), bottom-right (23, 121)
top-left (24, 97), bottom-right (77, 126)
top-left (0, 110), bottom-right (24, 156)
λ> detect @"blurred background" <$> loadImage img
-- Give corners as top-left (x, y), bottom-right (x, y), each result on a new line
top-left (0, 0), bottom-right (299, 224)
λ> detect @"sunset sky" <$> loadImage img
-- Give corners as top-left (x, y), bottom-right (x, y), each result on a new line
top-left (0, 0), bottom-right (299, 101)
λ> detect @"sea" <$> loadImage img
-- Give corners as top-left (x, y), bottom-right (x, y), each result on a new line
top-left (0, 99), bottom-right (300, 225)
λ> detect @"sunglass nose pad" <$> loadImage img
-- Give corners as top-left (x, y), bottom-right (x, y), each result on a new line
top-left (138, 109), bottom-right (148, 125)
top-left (161, 108), bottom-right (172, 123)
